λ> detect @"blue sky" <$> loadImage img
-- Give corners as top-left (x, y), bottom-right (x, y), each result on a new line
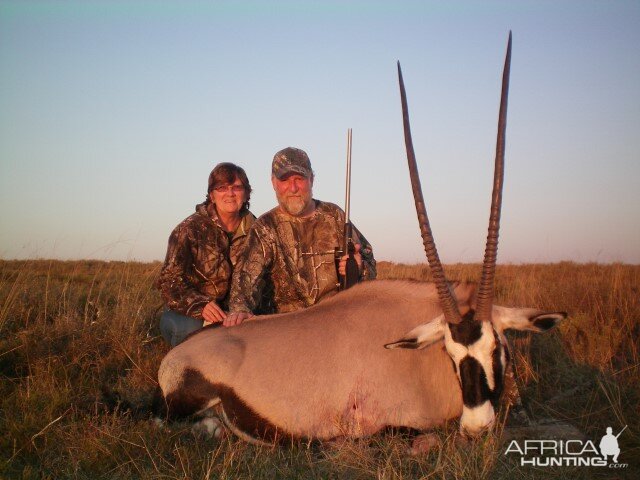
top-left (1, 0), bottom-right (639, 264)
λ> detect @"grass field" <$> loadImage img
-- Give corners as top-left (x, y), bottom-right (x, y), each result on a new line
top-left (0, 259), bottom-right (638, 479)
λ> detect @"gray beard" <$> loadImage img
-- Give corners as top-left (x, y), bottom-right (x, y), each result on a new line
top-left (278, 195), bottom-right (311, 217)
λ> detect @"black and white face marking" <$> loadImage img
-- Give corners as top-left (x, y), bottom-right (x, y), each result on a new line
top-left (385, 307), bottom-right (566, 436)
top-left (444, 310), bottom-right (507, 435)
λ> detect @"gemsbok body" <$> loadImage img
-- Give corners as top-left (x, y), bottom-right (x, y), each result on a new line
top-left (159, 281), bottom-right (565, 443)
top-left (158, 32), bottom-right (567, 444)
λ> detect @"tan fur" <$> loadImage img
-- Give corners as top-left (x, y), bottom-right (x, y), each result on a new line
top-left (159, 279), bottom-right (567, 440)
top-left (159, 280), bottom-right (470, 439)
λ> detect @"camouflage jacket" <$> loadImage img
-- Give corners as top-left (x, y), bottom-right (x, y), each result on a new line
top-left (156, 202), bottom-right (255, 319)
top-left (229, 200), bottom-right (376, 314)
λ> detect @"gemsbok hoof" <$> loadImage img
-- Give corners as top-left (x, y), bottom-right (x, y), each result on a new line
top-left (192, 416), bottom-right (225, 439)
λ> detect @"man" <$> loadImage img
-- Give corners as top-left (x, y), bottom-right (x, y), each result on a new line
top-left (225, 147), bottom-right (376, 326)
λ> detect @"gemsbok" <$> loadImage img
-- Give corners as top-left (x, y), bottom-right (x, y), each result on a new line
top-left (158, 32), bottom-right (567, 447)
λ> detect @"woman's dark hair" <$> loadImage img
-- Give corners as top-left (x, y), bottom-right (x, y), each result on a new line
top-left (206, 162), bottom-right (252, 211)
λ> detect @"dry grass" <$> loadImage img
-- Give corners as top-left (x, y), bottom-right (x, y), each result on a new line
top-left (0, 259), bottom-right (638, 479)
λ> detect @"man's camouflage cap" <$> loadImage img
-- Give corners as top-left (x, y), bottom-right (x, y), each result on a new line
top-left (272, 147), bottom-right (313, 180)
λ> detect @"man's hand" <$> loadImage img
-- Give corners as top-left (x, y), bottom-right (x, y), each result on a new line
top-left (338, 242), bottom-right (363, 277)
top-left (223, 311), bottom-right (254, 328)
top-left (202, 300), bottom-right (226, 325)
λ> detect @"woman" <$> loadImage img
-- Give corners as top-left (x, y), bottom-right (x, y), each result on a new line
top-left (156, 163), bottom-right (255, 347)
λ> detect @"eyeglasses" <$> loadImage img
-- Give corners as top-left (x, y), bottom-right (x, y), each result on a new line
top-left (214, 184), bottom-right (245, 194)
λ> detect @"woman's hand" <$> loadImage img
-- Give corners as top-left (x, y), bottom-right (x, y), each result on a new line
top-left (202, 300), bottom-right (227, 325)
top-left (223, 312), bottom-right (254, 327)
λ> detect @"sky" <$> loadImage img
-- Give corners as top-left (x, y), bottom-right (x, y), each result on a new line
top-left (1, 0), bottom-right (639, 264)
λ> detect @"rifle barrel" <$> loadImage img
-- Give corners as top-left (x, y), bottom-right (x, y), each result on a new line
top-left (344, 128), bottom-right (352, 222)
top-left (615, 425), bottom-right (628, 438)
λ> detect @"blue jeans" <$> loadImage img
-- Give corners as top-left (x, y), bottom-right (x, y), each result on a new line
top-left (159, 309), bottom-right (203, 347)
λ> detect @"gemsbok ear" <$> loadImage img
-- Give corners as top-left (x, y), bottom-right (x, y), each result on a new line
top-left (492, 306), bottom-right (567, 334)
top-left (385, 316), bottom-right (445, 350)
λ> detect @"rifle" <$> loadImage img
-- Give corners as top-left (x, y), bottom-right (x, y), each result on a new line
top-left (615, 425), bottom-right (628, 439)
top-left (340, 128), bottom-right (360, 290)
